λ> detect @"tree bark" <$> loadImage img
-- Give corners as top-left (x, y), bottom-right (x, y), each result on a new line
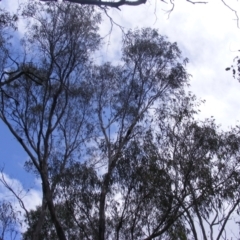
top-left (42, 174), bottom-right (67, 240)
top-left (41, 0), bottom-right (147, 9)
top-left (98, 172), bottom-right (111, 240)
top-left (32, 200), bottom-right (47, 240)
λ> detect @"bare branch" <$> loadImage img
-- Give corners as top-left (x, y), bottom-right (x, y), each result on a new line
top-left (42, 0), bottom-right (148, 9)
top-left (0, 171), bottom-right (30, 225)
top-left (186, 0), bottom-right (207, 4)
top-left (221, 0), bottom-right (239, 28)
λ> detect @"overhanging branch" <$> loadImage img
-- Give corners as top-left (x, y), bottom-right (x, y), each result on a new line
top-left (221, 0), bottom-right (239, 28)
top-left (41, 0), bottom-right (147, 9)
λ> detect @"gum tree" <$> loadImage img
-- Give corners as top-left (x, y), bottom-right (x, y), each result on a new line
top-left (0, 2), bottom-right (101, 239)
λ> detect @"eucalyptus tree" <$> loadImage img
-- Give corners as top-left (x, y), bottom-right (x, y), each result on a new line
top-left (0, 2), bottom-right (101, 240)
top-left (88, 28), bottom-right (189, 240)
top-left (146, 92), bottom-right (240, 240)
top-left (92, 88), bottom-right (240, 240)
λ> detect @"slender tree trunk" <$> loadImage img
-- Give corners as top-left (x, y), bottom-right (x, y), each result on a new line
top-left (99, 185), bottom-right (106, 240)
top-left (42, 174), bottom-right (67, 240)
top-left (98, 171), bottom-right (112, 240)
top-left (32, 199), bottom-right (47, 240)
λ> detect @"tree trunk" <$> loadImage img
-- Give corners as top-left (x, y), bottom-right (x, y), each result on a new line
top-left (32, 199), bottom-right (47, 240)
top-left (42, 174), bottom-right (67, 240)
top-left (98, 171), bottom-right (112, 240)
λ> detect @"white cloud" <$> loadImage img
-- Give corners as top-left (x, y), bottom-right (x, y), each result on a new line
top-left (97, 0), bottom-right (240, 130)
top-left (0, 173), bottom-right (42, 232)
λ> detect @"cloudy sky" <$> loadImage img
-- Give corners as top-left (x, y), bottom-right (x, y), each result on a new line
top-left (0, 0), bottom-right (240, 237)
top-left (98, 0), bottom-right (240, 128)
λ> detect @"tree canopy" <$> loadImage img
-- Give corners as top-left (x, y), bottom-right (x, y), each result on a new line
top-left (0, 2), bottom-right (240, 240)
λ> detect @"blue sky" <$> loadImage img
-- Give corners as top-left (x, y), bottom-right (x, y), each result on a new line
top-left (1, 0), bottom-right (240, 237)
top-left (0, 121), bottom-right (36, 188)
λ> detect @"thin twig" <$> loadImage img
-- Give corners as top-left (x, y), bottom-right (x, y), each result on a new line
top-left (0, 171), bottom-right (30, 224)
top-left (221, 0), bottom-right (239, 28)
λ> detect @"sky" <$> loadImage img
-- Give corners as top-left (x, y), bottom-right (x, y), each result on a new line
top-left (98, 0), bottom-right (240, 129)
top-left (0, 0), bottom-right (240, 238)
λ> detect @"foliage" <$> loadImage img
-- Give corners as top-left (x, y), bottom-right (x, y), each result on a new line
top-left (0, 8), bottom-right (18, 88)
top-left (0, 201), bottom-right (19, 240)
top-left (226, 55), bottom-right (240, 82)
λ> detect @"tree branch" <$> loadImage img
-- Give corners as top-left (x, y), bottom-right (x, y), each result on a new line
top-left (42, 0), bottom-right (148, 9)
top-left (221, 0), bottom-right (239, 28)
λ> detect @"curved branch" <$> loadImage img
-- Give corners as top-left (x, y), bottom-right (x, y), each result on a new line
top-left (0, 171), bottom-right (30, 225)
top-left (221, 0), bottom-right (239, 28)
